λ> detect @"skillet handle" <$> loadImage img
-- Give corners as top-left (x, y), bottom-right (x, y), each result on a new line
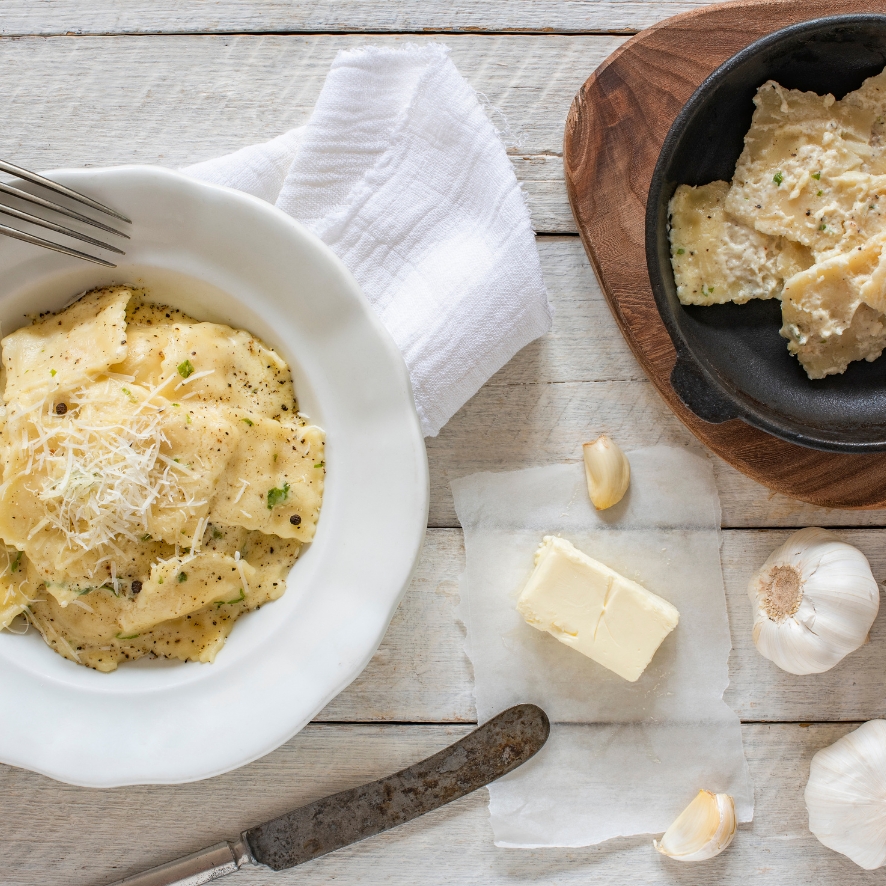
top-left (670, 354), bottom-right (738, 424)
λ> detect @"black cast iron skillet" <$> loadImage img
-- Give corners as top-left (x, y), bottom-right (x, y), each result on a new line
top-left (646, 14), bottom-right (886, 453)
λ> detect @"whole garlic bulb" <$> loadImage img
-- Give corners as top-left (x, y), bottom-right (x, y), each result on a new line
top-left (653, 790), bottom-right (736, 861)
top-left (747, 527), bottom-right (879, 675)
top-left (806, 720), bottom-right (886, 869)
top-left (582, 434), bottom-right (630, 509)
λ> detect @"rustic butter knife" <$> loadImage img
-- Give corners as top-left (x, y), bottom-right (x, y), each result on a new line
top-left (101, 703), bottom-right (549, 886)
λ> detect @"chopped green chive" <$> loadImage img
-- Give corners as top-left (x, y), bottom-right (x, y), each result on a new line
top-left (215, 588), bottom-right (245, 607)
top-left (186, 413), bottom-right (192, 425)
top-left (177, 359), bottom-right (194, 378)
top-left (820, 222), bottom-right (827, 231)
top-left (676, 248), bottom-right (685, 255)
top-left (267, 483), bottom-right (290, 510)
top-left (116, 632), bottom-right (141, 640)
top-left (157, 576), bottom-right (164, 585)
top-left (812, 171), bottom-right (821, 180)
top-left (10, 551), bottom-right (22, 573)
top-left (211, 527), bottom-right (224, 540)
top-left (817, 190), bottom-right (823, 197)
top-left (177, 572), bottom-right (188, 583)
top-left (141, 534), bottom-right (152, 542)
top-left (242, 417), bottom-right (254, 426)
top-left (773, 171), bottom-right (784, 186)
top-left (314, 461), bottom-right (325, 469)
top-left (122, 387), bottom-right (136, 402)
top-left (49, 369), bottom-right (57, 377)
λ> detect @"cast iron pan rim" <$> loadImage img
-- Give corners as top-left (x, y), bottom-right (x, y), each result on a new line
top-left (645, 12), bottom-right (886, 454)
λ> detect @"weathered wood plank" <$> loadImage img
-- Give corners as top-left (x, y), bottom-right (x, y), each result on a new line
top-left (0, 31), bottom-right (665, 237)
top-left (0, 34), bottom-right (618, 172)
top-left (432, 237), bottom-right (886, 528)
top-left (0, 31), bottom-right (863, 523)
top-left (0, 1), bottom-right (735, 37)
top-left (429, 377), bottom-right (886, 528)
top-left (3, 722), bottom-right (876, 886)
top-left (319, 531), bottom-right (474, 723)
top-left (0, 34), bottom-right (596, 234)
top-left (0, 22), bottom-right (866, 522)
top-left (514, 155), bottom-right (576, 234)
top-left (320, 528), bottom-right (886, 724)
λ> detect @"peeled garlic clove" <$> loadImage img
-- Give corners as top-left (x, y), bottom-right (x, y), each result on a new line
top-left (806, 720), bottom-right (886, 869)
top-left (582, 434), bottom-right (630, 509)
top-left (748, 527), bottom-right (879, 675)
top-left (653, 790), bottom-right (736, 861)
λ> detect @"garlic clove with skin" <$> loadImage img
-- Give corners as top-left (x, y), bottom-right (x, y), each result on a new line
top-left (747, 527), bottom-right (879, 675)
top-left (653, 790), bottom-right (736, 861)
top-left (582, 434), bottom-right (630, 510)
top-left (806, 720), bottom-right (886, 870)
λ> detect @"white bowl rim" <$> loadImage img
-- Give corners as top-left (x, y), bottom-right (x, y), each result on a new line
top-left (0, 165), bottom-right (429, 786)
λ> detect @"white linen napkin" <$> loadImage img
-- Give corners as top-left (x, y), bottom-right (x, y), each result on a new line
top-left (184, 43), bottom-right (552, 437)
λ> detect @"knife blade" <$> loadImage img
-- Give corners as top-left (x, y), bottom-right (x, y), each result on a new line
top-left (101, 703), bottom-right (549, 886)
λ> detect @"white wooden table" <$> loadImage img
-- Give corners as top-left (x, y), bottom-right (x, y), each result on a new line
top-left (4, 3), bottom-right (886, 883)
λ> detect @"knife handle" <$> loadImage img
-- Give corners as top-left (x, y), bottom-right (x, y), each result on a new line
top-left (101, 839), bottom-right (255, 886)
top-left (100, 704), bottom-right (549, 885)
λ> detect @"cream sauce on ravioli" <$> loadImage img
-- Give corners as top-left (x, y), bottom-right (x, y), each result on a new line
top-left (668, 68), bottom-right (886, 378)
top-left (0, 286), bottom-right (324, 671)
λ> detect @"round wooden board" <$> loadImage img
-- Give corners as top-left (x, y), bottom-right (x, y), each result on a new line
top-left (564, 0), bottom-right (886, 509)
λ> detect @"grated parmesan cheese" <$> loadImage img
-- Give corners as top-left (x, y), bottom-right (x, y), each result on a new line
top-left (234, 550), bottom-right (251, 598)
top-left (6, 387), bottom-right (196, 560)
top-left (174, 368), bottom-right (216, 391)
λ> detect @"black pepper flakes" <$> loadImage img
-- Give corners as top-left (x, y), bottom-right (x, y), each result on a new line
top-left (131, 580), bottom-right (142, 594)
top-left (289, 514), bottom-right (301, 526)
top-left (55, 403), bottom-right (67, 415)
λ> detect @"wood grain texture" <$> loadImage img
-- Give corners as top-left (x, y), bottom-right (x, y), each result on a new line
top-left (318, 531), bottom-right (474, 723)
top-left (0, 34), bottom-right (620, 168)
top-left (0, 33), bottom-right (617, 236)
top-left (430, 239), bottom-right (886, 529)
top-left (319, 528), bottom-right (886, 724)
top-left (4, 29), bottom-right (878, 523)
top-left (1, 9), bottom-right (884, 885)
top-left (0, 0), bottom-right (734, 37)
top-left (3, 723), bottom-right (878, 886)
top-left (564, 0), bottom-right (886, 509)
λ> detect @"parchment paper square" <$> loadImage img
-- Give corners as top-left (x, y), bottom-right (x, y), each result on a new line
top-left (452, 446), bottom-right (753, 847)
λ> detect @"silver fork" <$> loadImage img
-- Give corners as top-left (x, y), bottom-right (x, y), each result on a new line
top-left (0, 159), bottom-right (131, 267)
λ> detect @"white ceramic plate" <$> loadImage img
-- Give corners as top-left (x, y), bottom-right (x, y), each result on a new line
top-left (0, 166), bottom-right (428, 787)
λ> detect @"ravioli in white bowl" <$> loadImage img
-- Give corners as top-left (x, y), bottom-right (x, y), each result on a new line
top-left (0, 285), bottom-right (324, 671)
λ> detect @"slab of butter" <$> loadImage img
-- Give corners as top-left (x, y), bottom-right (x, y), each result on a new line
top-left (516, 536), bottom-right (679, 682)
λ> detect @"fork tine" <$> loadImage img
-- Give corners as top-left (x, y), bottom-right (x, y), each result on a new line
top-left (0, 159), bottom-right (131, 224)
top-left (0, 202), bottom-right (125, 255)
top-left (0, 223), bottom-right (116, 267)
top-left (0, 181), bottom-right (129, 238)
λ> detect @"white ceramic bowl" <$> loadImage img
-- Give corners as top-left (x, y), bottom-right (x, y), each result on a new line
top-left (0, 166), bottom-right (428, 787)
